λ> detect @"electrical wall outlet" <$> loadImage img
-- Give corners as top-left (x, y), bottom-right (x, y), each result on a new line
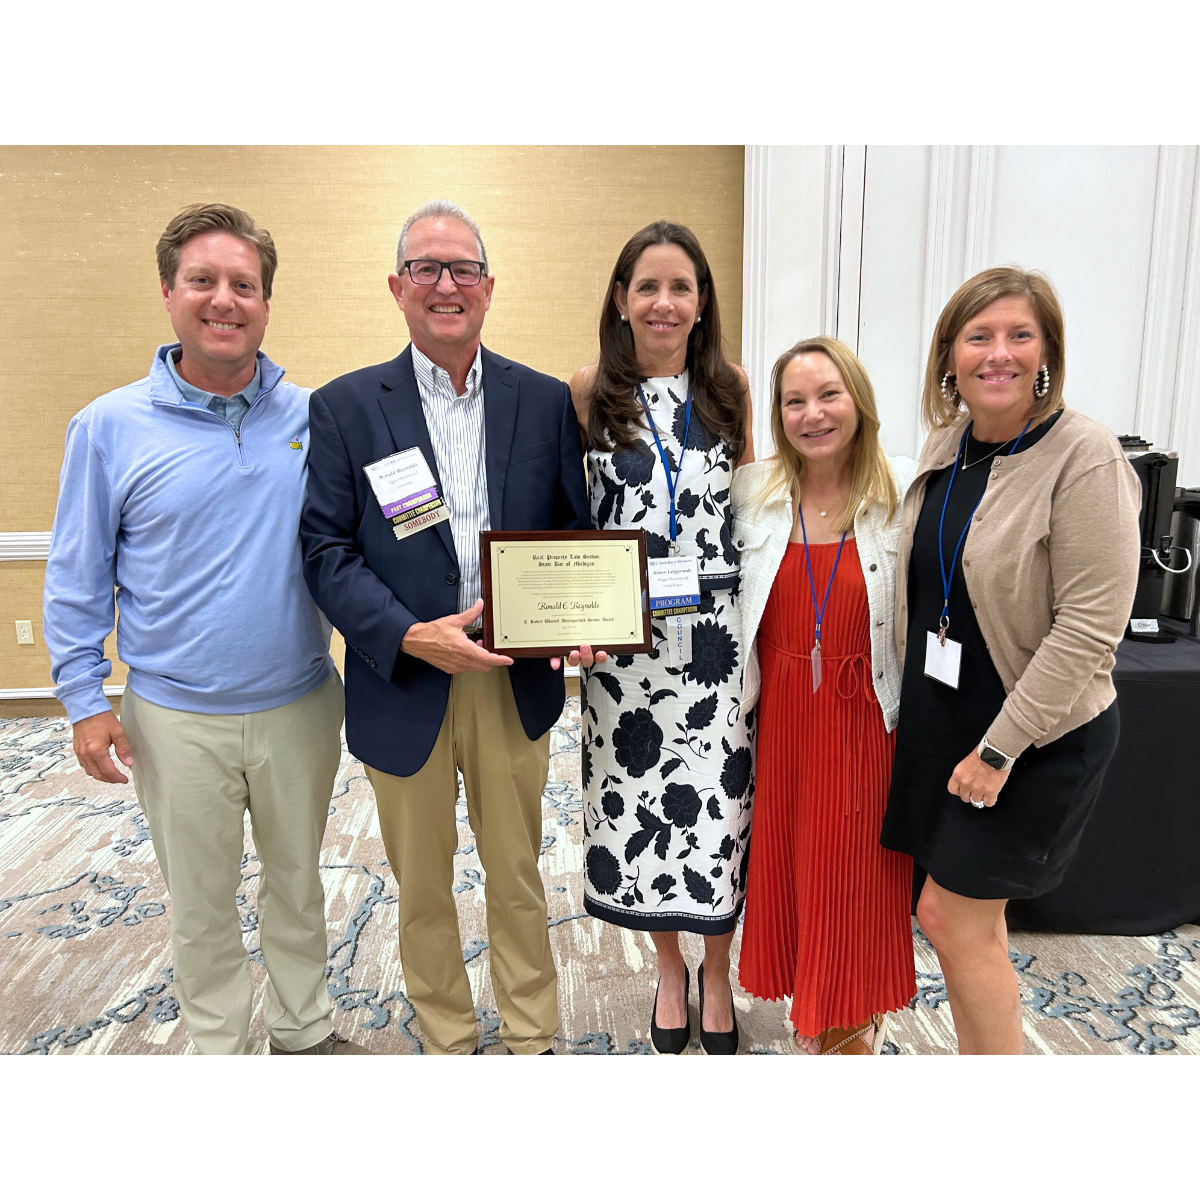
top-left (15, 620), bottom-right (35, 646)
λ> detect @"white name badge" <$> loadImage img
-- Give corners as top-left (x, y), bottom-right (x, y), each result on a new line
top-left (647, 556), bottom-right (701, 617)
top-left (363, 448), bottom-right (450, 541)
top-left (924, 630), bottom-right (962, 689)
top-left (665, 614), bottom-right (693, 668)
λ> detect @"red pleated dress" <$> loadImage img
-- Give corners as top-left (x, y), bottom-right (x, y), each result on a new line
top-left (738, 539), bottom-right (916, 1037)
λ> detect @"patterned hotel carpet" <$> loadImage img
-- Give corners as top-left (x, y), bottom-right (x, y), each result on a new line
top-left (2, 699), bottom-right (1198, 1055)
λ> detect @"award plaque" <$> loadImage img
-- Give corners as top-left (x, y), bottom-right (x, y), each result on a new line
top-left (480, 530), bottom-right (651, 657)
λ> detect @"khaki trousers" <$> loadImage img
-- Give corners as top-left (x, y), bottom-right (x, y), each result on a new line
top-left (366, 667), bottom-right (557, 1055)
top-left (121, 672), bottom-right (344, 1055)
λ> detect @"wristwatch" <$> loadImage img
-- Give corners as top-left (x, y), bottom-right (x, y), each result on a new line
top-left (977, 736), bottom-right (1016, 772)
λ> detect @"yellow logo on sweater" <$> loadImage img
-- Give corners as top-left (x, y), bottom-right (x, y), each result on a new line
top-left (289, 438), bottom-right (303, 450)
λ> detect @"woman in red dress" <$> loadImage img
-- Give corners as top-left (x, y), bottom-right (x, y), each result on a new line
top-left (732, 337), bottom-right (916, 1054)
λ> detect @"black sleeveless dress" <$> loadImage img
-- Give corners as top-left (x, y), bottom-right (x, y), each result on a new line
top-left (880, 413), bottom-right (1120, 900)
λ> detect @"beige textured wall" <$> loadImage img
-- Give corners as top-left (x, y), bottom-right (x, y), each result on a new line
top-left (0, 145), bottom-right (744, 694)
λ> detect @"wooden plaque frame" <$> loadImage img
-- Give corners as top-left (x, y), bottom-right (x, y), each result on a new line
top-left (480, 529), bottom-right (651, 657)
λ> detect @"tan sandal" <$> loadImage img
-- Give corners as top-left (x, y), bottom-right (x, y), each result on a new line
top-left (817, 1013), bottom-right (885, 1056)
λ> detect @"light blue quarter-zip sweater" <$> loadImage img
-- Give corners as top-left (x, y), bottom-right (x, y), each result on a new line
top-left (44, 344), bottom-right (334, 724)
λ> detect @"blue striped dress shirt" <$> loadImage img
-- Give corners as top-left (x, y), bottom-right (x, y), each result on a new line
top-left (411, 343), bottom-right (490, 617)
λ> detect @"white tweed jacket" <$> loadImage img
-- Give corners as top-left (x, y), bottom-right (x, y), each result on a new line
top-left (731, 454), bottom-right (917, 731)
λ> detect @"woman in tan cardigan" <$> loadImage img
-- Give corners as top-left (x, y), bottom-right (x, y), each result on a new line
top-left (879, 267), bottom-right (1140, 1054)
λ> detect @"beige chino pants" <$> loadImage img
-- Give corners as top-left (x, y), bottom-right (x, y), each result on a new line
top-left (366, 667), bottom-right (558, 1055)
top-left (121, 672), bottom-right (344, 1054)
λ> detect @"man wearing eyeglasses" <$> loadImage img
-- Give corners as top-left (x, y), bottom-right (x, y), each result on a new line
top-left (301, 199), bottom-right (597, 1055)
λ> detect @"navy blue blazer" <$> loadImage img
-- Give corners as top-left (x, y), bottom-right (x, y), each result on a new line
top-left (301, 345), bottom-right (591, 777)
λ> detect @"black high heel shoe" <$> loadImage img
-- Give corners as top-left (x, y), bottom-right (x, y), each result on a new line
top-left (697, 964), bottom-right (740, 1055)
top-left (650, 965), bottom-right (690, 1055)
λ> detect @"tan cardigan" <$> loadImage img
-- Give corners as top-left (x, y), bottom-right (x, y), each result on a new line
top-left (894, 407), bottom-right (1141, 757)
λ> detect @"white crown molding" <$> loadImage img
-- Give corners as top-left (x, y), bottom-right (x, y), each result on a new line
top-left (1134, 145), bottom-right (1199, 455)
top-left (0, 685), bottom-right (124, 701)
top-left (0, 532), bottom-right (52, 561)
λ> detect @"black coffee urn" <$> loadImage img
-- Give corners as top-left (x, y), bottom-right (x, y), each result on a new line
top-left (1122, 439), bottom-right (1180, 643)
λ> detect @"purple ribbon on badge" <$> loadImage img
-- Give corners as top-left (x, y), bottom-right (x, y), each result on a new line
top-left (381, 488), bottom-right (438, 520)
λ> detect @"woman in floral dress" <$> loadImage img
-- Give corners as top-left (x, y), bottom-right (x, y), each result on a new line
top-left (568, 221), bottom-right (754, 1054)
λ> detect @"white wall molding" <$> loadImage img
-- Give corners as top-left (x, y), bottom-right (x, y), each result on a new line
top-left (0, 532), bottom-right (52, 561)
top-left (741, 145), bottom-right (844, 457)
top-left (1134, 145), bottom-right (1200, 465)
top-left (0, 685), bottom-right (123, 701)
top-left (916, 146), bottom-right (959, 449)
top-left (964, 145), bottom-right (995, 277)
top-left (1170, 151), bottom-right (1200, 486)
top-left (835, 146), bottom-right (867, 350)
top-left (741, 144), bottom-right (771, 455)
top-left (820, 146), bottom-right (845, 339)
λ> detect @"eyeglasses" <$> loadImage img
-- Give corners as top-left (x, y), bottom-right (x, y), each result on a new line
top-left (401, 259), bottom-right (487, 286)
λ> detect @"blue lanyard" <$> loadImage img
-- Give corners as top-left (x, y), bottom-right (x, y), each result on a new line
top-left (936, 419), bottom-right (1032, 640)
top-left (637, 382), bottom-right (693, 549)
top-left (798, 503), bottom-right (847, 649)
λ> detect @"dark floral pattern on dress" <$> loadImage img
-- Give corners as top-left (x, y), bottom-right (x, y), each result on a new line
top-left (586, 844), bottom-right (623, 896)
top-left (661, 782), bottom-right (702, 829)
top-left (645, 531), bottom-right (670, 559)
top-left (720, 743), bottom-right (753, 800)
top-left (601, 790), bottom-right (624, 821)
top-left (611, 708), bottom-right (663, 778)
top-left (720, 514), bottom-right (738, 566)
top-left (651, 873), bottom-right (678, 904)
top-left (583, 371), bottom-right (752, 931)
top-left (670, 393), bottom-right (712, 452)
top-left (612, 441), bottom-right (657, 487)
top-left (684, 618), bottom-right (739, 688)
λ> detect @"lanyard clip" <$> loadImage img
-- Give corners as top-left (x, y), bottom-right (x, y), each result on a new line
top-left (938, 614), bottom-right (949, 647)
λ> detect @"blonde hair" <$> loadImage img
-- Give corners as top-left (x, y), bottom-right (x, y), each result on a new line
top-left (922, 266), bottom-right (1066, 429)
top-left (754, 336), bottom-right (897, 533)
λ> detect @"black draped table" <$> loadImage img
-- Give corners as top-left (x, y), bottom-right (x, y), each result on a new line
top-left (1006, 621), bottom-right (1200, 935)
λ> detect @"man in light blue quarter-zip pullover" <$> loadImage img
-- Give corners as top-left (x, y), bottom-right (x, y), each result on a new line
top-left (43, 202), bottom-right (365, 1056)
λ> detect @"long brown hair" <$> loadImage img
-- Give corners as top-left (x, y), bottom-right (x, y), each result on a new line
top-left (587, 221), bottom-right (746, 457)
top-left (752, 336), bottom-right (897, 534)
top-left (923, 266), bottom-right (1066, 429)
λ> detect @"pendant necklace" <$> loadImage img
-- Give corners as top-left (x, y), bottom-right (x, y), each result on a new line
top-left (960, 433), bottom-right (1019, 469)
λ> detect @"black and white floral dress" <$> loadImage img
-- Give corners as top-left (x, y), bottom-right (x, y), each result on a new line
top-left (581, 371), bottom-right (753, 935)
